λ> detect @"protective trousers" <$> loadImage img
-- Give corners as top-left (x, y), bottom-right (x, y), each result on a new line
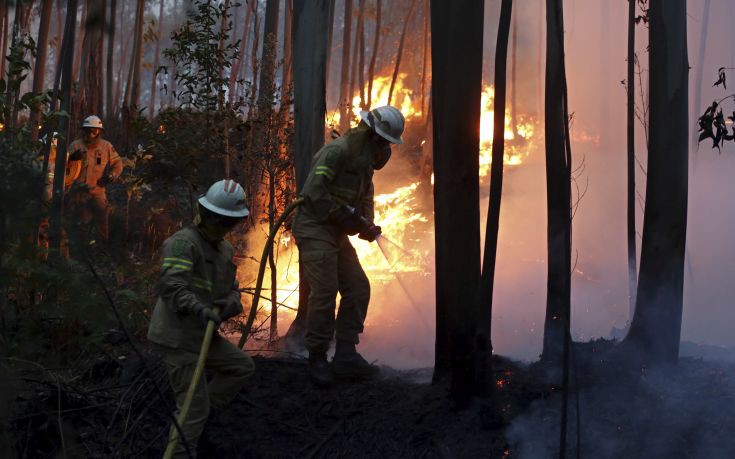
top-left (159, 337), bottom-right (255, 458)
top-left (298, 236), bottom-right (371, 354)
top-left (70, 188), bottom-right (110, 242)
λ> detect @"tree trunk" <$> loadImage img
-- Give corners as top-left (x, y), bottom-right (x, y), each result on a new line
top-left (324, 0), bottom-right (336, 84)
top-left (148, 0), bottom-right (164, 117)
top-left (420, 0), bottom-right (429, 116)
top-left (431, 0), bottom-right (484, 406)
top-left (256, 0), bottom-right (279, 114)
top-left (540, 0), bottom-right (572, 367)
top-left (283, 0), bottom-right (331, 350)
top-left (626, 0), bottom-right (637, 322)
top-left (691, 0), bottom-right (710, 154)
top-left (477, 0), bottom-right (512, 396)
top-left (338, 0), bottom-right (353, 133)
top-left (0, 1), bottom-right (8, 78)
top-left (106, 0), bottom-right (116, 119)
top-left (387, 0), bottom-right (417, 106)
top-left (229, 0), bottom-right (254, 105)
top-left (280, 0), bottom-right (293, 108)
top-left (30, 0), bottom-right (53, 142)
top-left (625, 0), bottom-right (688, 366)
top-left (348, 5), bottom-right (363, 116)
top-left (357, 0), bottom-right (365, 108)
top-left (49, 0), bottom-right (79, 252)
top-left (510, 3), bottom-right (517, 136)
top-left (76, 0), bottom-right (105, 122)
top-left (366, 0), bottom-right (380, 108)
top-left (129, 0), bottom-right (144, 110)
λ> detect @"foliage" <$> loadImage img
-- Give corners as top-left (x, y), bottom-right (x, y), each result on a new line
top-left (163, 0), bottom-right (241, 111)
top-left (698, 68), bottom-right (735, 150)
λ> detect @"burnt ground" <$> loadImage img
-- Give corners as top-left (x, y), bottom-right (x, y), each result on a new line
top-left (5, 341), bottom-right (735, 459)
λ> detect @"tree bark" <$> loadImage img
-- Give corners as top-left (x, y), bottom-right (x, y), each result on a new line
top-left (76, 0), bottom-right (105, 122)
top-left (106, 0), bottom-right (116, 119)
top-left (338, 0), bottom-right (353, 133)
top-left (49, 0), bottom-right (79, 251)
top-left (477, 0), bottom-right (512, 396)
top-left (625, 0), bottom-right (689, 366)
top-left (540, 0), bottom-right (572, 367)
top-left (626, 0), bottom-right (637, 322)
top-left (420, 0), bottom-right (429, 116)
top-left (0, 1), bottom-right (7, 79)
top-left (229, 0), bottom-right (254, 105)
top-left (431, 0), bottom-right (484, 406)
top-left (366, 0), bottom-right (380, 108)
top-left (357, 0), bottom-right (365, 109)
top-left (280, 0), bottom-right (293, 108)
top-left (691, 0), bottom-right (710, 154)
top-left (129, 0), bottom-right (144, 110)
top-left (148, 0), bottom-right (164, 117)
top-left (283, 0), bottom-right (330, 349)
top-left (256, 0), bottom-right (279, 114)
top-left (30, 0), bottom-right (53, 142)
top-left (387, 0), bottom-right (417, 106)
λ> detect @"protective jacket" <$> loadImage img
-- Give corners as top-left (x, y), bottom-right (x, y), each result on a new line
top-left (68, 138), bottom-right (123, 195)
top-left (147, 226), bottom-right (242, 352)
top-left (292, 124), bottom-right (376, 243)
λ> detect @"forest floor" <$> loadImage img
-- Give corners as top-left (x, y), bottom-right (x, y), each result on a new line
top-left (6, 336), bottom-right (735, 458)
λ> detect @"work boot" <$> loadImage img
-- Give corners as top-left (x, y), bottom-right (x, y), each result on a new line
top-left (308, 352), bottom-right (333, 387)
top-left (332, 341), bottom-right (380, 380)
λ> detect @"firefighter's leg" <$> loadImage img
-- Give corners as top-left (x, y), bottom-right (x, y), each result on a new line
top-left (160, 347), bottom-right (210, 458)
top-left (90, 190), bottom-right (110, 242)
top-left (335, 236), bottom-right (370, 344)
top-left (298, 238), bottom-right (340, 355)
top-left (205, 336), bottom-right (255, 410)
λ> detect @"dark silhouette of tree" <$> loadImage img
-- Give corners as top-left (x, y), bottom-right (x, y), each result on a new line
top-left (431, 0), bottom-right (484, 405)
top-left (541, 0), bottom-right (573, 367)
top-left (387, 0), bottom-right (417, 106)
top-left (29, 0), bottom-right (53, 142)
top-left (105, 0), bottom-right (116, 119)
top-left (366, 0), bottom-right (380, 108)
top-left (625, 0), bottom-right (689, 366)
top-left (282, 0), bottom-right (331, 351)
top-left (626, 0), bottom-right (638, 320)
top-left (338, 0), bottom-right (352, 133)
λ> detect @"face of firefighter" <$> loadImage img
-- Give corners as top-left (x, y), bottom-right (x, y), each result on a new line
top-left (83, 127), bottom-right (101, 143)
top-left (200, 212), bottom-right (246, 241)
top-left (370, 133), bottom-right (392, 170)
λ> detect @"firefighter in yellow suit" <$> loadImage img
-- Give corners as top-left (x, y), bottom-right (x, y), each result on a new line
top-left (67, 115), bottom-right (123, 242)
top-left (147, 179), bottom-right (254, 457)
top-left (292, 106), bottom-right (405, 386)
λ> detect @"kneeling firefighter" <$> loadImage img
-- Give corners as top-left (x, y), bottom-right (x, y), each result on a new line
top-left (148, 179), bottom-right (254, 457)
top-left (292, 105), bottom-right (405, 386)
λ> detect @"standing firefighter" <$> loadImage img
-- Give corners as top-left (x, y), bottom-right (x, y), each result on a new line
top-left (148, 179), bottom-right (254, 457)
top-left (293, 105), bottom-right (405, 386)
top-left (67, 115), bottom-right (123, 242)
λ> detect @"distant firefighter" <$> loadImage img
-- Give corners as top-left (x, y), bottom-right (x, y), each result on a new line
top-left (292, 105), bottom-right (405, 387)
top-left (67, 115), bottom-right (123, 242)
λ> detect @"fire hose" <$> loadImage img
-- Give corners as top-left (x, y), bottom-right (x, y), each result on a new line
top-left (237, 198), bottom-right (305, 348)
top-left (162, 307), bottom-right (220, 459)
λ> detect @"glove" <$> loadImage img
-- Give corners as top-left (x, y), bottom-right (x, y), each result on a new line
top-left (214, 298), bottom-right (242, 321)
top-left (358, 223), bottom-right (382, 242)
top-left (192, 303), bottom-right (222, 327)
top-left (331, 206), bottom-right (366, 235)
top-left (69, 149), bottom-right (85, 161)
top-left (96, 175), bottom-right (112, 187)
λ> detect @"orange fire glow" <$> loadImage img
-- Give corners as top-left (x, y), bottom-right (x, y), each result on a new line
top-left (238, 74), bottom-right (537, 343)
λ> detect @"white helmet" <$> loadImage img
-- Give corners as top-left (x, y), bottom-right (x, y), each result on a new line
top-left (359, 105), bottom-right (405, 144)
top-left (198, 179), bottom-right (250, 218)
top-left (82, 115), bottom-right (104, 129)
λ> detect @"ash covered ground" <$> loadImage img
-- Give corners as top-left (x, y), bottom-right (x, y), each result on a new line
top-left (6, 342), bottom-right (735, 458)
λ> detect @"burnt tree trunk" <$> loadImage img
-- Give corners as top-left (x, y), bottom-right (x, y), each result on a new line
top-left (477, 0), bottom-right (512, 395)
top-left (229, 0), bottom-right (254, 105)
top-left (338, 0), bottom-right (353, 133)
top-left (30, 0), bottom-right (53, 142)
top-left (431, 0), bottom-right (484, 405)
top-left (105, 0), bottom-right (116, 118)
top-left (691, 0), bottom-right (710, 155)
top-left (49, 0), bottom-right (79, 251)
top-left (76, 0), bottom-right (105, 120)
top-left (540, 0), bottom-right (572, 367)
top-left (284, 0), bottom-right (331, 350)
top-left (0, 1), bottom-right (8, 78)
top-left (625, 0), bottom-right (689, 366)
top-left (148, 0), bottom-right (164, 117)
top-left (388, 0), bottom-right (418, 106)
top-left (366, 0), bottom-right (380, 108)
top-left (626, 0), bottom-right (637, 320)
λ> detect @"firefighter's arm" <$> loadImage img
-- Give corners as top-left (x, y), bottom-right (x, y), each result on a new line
top-left (158, 238), bottom-right (201, 314)
top-left (108, 144), bottom-right (123, 180)
top-left (217, 280), bottom-right (244, 320)
top-left (361, 180), bottom-right (375, 223)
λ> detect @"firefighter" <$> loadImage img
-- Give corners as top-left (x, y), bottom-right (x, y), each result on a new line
top-left (67, 115), bottom-right (123, 242)
top-left (148, 179), bottom-right (254, 457)
top-left (292, 105), bottom-right (405, 386)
